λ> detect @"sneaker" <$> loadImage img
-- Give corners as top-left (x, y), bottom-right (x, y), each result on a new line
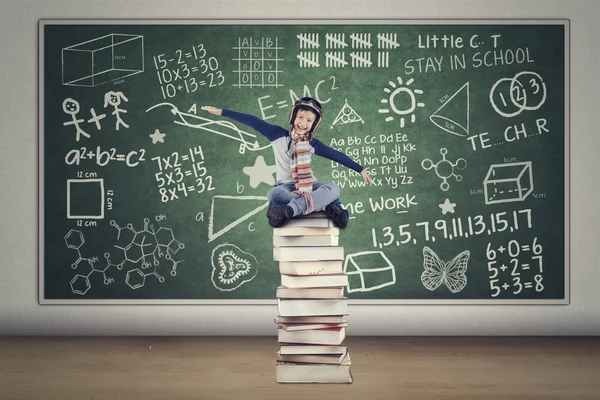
top-left (325, 199), bottom-right (349, 229)
top-left (267, 204), bottom-right (294, 228)
top-left (267, 201), bottom-right (277, 216)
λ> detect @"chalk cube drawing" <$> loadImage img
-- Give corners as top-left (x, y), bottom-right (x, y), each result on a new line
top-left (66, 178), bottom-right (105, 219)
top-left (62, 34), bottom-right (144, 87)
top-left (483, 161), bottom-right (534, 205)
top-left (343, 251), bottom-right (396, 293)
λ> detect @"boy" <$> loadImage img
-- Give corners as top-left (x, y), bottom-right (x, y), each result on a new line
top-left (202, 97), bottom-right (373, 228)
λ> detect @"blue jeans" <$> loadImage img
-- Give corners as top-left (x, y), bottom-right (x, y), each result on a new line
top-left (267, 181), bottom-right (340, 216)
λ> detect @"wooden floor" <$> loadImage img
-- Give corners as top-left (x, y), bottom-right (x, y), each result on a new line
top-left (1, 336), bottom-right (599, 400)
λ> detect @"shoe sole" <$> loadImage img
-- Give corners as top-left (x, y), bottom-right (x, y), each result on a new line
top-left (325, 206), bottom-right (349, 229)
top-left (267, 207), bottom-right (284, 227)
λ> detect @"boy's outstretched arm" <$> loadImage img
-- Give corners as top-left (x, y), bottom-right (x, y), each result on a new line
top-left (201, 105), bottom-right (284, 141)
top-left (202, 106), bottom-right (222, 116)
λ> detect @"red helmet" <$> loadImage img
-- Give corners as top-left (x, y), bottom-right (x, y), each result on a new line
top-left (288, 97), bottom-right (322, 134)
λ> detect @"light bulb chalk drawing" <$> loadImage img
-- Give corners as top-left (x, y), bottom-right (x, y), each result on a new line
top-left (379, 76), bottom-right (425, 128)
top-left (211, 244), bottom-right (258, 291)
top-left (421, 246), bottom-right (470, 294)
top-left (145, 102), bottom-right (272, 154)
top-left (421, 148), bottom-right (467, 191)
top-left (430, 82), bottom-right (470, 137)
top-left (489, 71), bottom-right (547, 118)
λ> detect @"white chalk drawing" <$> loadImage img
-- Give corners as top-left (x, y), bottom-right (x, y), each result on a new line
top-left (484, 161), bottom-right (534, 205)
top-left (243, 155), bottom-right (277, 188)
top-left (211, 243), bottom-right (258, 291)
top-left (208, 195), bottom-right (269, 243)
top-left (297, 32), bottom-right (398, 69)
top-left (63, 95), bottom-right (131, 140)
top-left (297, 52), bottom-right (320, 68)
top-left (64, 229), bottom-right (107, 295)
top-left (325, 52), bottom-right (347, 68)
top-left (325, 33), bottom-right (347, 49)
top-left (489, 71), bottom-right (547, 118)
top-left (379, 76), bottom-right (425, 128)
top-left (421, 246), bottom-right (469, 293)
top-left (330, 99), bottom-right (365, 129)
top-left (430, 82), bottom-right (470, 137)
top-left (297, 33), bottom-right (319, 49)
top-left (377, 33), bottom-right (400, 49)
top-left (64, 217), bottom-right (184, 295)
top-left (350, 33), bottom-right (372, 49)
top-left (145, 102), bottom-right (272, 154)
top-left (62, 33), bottom-right (144, 87)
top-left (66, 178), bottom-right (105, 220)
top-left (62, 98), bottom-right (90, 141)
top-left (149, 128), bottom-right (166, 144)
top-left (421, 148), bottom-right (467, 191)
top-left (350, 52), bottom-right (372, 68)
top-left (377, 52), bottom-right (390, 68)
top-left (439, 198), bottom-right (456, 215)
top-left (233, 37), bottom-right (283, 88)
top-left (343, 251), bottom-right (396, 293)
top-left (107, 217), bottom-right (185, 289)
top-left (103, 91), bottom-right (129, 131)
top-left (87, 107), bottom-right (107, 130)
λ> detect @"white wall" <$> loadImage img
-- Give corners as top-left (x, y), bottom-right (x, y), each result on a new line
top-left (1, 0), bottom-right (598, 335)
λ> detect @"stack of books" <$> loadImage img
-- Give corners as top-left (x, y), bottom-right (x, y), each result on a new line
top-left (273, 211), bottom-right (352, 384)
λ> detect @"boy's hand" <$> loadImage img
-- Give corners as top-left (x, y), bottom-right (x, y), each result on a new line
top-left (360, 169), bottom-right (374, 185)
top-left (201, 106), bottom-right (222, 116)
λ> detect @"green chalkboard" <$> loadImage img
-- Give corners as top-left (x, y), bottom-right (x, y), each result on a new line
top-left (38, 20), bottom-right (569, 304)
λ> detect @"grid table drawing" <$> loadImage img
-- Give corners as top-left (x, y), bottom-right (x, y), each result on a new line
top-left (233, 37), bottom-right (283, 88)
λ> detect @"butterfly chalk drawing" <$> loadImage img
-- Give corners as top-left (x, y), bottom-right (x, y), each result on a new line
top-left (421, 246), bottom-right (470, 293)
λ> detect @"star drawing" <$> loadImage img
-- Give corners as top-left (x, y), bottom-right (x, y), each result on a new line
top-left (243, 156), bottom-right (277, 188)
top-left (149, 129), bottom-right (166, 144)
top-left (439, 198), bottom-right (457, 215)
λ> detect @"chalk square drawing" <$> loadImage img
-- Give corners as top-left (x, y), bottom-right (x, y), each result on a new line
top-left (66, 178), bottom-right (105, 219)
top-left (484, 161), bottom-right (534, 205)
top-left (343, 251), bottom-right (396, 293)
top-left (62, 34), bottom-right (144, 87)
